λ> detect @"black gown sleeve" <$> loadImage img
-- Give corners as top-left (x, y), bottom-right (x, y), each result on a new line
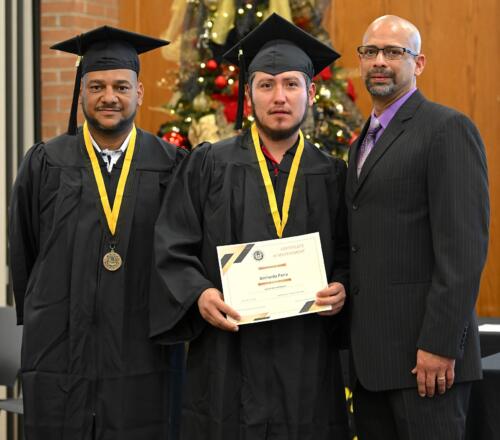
top-left (150, 143), bottom-right (215, 344)
top-left (175, 146), bottom-right (189, 164)
top-left (8, 143), bottom-right (45, 324)
top-left (328, 158), bottom-right (350, 348)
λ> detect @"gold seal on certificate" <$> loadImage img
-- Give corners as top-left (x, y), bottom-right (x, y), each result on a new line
top-left (216, 232), bottom-right (330, 325)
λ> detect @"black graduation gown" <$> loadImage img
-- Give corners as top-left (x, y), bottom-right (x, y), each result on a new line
top-left (151, 131), bottom-right (350, 440)
top-left (9, 129), bottom-right (186, 440)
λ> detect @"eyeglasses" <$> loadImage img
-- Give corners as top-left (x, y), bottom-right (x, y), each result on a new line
top-left (357, 45), bottom-right (419, 60)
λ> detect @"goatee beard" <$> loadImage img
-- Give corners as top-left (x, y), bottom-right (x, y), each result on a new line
top-left (253, 105), bottom-right (309, 142)
top-left (365, 68), bottom-right (396, 97)
top-left (82, 107), bottom-right (136, 136)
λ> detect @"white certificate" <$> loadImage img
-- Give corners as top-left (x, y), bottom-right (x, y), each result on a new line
top-left (216, 232), bottom-right (329, 325)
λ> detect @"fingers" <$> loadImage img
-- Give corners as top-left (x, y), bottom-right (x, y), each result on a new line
top-left (197, 288), bottom-right (240, 332)
top-left (436, 373), bottom-right (447, 395)
top-left (412, 349), bottom-right (456, 397)
top-left (425, 371), bottom-right (437, 397)
top-left (316, 282), bottom-right (346, 316)
top-left (415, 367), bottom-right (427, 397)
top-left (445, 367), bottom-right (455, 390)
top-left (217, 301), bottom-right (241, 323)
top-left (413, 369), bottom-right (446, 397)
top-left (209, 308), bottom-right (239, 332)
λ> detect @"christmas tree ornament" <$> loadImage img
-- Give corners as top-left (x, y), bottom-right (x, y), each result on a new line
top-left (162, 130), bottom-right (189, 148)
top-left (214, 75), bottom-right (228, 89)
top-left (206, 59), bottom-right (218, 70)
top-left (188, 114), bottom-right (221, 146)
top-left (193, 91), bottom-right (212, 112)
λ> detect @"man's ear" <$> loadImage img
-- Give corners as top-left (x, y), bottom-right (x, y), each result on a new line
top-left (308, 82), bottom-right (316, 106)
top-left (245, 83), bottom-right (252, 110)
top-left (137, 81), bottom-right (144, 106)
top-left (414, 53), bottom-right (426, 77)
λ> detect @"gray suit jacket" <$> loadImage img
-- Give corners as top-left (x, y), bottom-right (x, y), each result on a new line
top-left (346, 90), bottom-right (489, 391)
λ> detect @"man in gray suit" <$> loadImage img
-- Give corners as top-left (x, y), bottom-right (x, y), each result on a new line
top-left (346, 15), bottom-right (489, 439)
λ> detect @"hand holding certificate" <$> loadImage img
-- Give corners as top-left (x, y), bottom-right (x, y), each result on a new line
top-left (216, 232), bottom-right (335, 325)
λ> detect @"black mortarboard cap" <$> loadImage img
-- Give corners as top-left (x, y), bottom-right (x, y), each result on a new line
top-left (51, 26), bottom-right (169, 135)
top-left (223, 13), bottom-right (340, 129)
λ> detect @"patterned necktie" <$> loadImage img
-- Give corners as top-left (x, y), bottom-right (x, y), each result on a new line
top-left (357, 117), bottom-right (381, 177)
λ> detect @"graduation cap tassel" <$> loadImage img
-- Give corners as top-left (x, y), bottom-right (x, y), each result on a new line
top-left (235, 48), bottom-right (246, 130)
top-left (67, 58), bottom-right (83, 135)
top-left (67, 34), bottom-right (83, 135)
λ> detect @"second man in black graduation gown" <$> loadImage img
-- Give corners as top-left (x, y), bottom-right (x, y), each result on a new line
top-left (9, 27), bottom-right (185, 439)
top-left (151, 14), bottom-right (350, 440)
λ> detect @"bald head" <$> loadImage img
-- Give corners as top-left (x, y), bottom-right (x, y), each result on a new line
top-left (358, 15), bottom-right (426, 112)
top-left (363, 15), bottom-right (421, 53)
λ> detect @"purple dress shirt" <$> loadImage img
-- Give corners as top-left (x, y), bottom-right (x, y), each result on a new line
top-left (372, 87), bottom-right (417, 143)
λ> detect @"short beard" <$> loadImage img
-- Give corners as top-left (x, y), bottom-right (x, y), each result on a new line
top-left (365, 68), bottom-right (396, 97)
top-left (366, 81), bottom-right (396, 97)
top-left (82, 105), bottom-right (136, 136)
top-left (252, 103), bottom-right (309, 142)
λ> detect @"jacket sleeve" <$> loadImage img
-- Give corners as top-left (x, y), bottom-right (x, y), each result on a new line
top-left (417, 112), bottom-right (489, 359)
top-left (331, 158), bottom-right (350, 290)
top-left (8, 143), bottom-right (45, 325)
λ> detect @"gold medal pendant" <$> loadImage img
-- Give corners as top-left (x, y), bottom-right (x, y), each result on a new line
top-left (83, 121), bottom-right (136, 274)
top-left (103, 249), bottom-right (122, 271)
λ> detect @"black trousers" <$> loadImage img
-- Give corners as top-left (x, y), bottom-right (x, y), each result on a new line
top-left (353, 381), bottom-right (472, 440)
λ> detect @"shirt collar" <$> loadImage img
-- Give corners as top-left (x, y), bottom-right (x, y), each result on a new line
top-left (375, 87), bottom-right (417, 130)
top-left (89, 129), bottom-right (133, 155)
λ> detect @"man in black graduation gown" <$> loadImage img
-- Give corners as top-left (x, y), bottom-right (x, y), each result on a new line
top-left (151, 14), bottom-right (350, 440)
top-left (9, 27), bottom-right (185, 440)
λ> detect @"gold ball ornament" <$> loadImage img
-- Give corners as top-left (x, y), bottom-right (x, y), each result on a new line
top-left (193, 92), bottom-right (211, 112)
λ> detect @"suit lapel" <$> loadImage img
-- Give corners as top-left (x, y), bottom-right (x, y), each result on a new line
top-left (356, 118), bottom-right (405, 189)
top-left (349, 90), bottom-right (426, 198)
top-left (347, 122), bottom-right (368, 196)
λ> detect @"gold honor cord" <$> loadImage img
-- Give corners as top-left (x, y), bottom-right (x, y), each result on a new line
top-left (83, 121), bottom-right (137, 271)
top-left (251, 123), bottom-right (304, 238)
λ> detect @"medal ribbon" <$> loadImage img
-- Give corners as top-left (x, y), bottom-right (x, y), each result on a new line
top-left (83, 120), bottom-right (137, 236)
top-left (251, 123), bottom-right (304, 238)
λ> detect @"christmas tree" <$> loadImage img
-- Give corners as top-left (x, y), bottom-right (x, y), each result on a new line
top-left (156, 0), bottom-right (364, 160)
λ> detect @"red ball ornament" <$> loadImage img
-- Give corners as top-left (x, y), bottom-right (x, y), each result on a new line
top-left (162, 131), bottom-right (188, 148)
top-left (214, 75), bottom-right (228, 89)
top-left (206, 59), bottom-right (218, 71)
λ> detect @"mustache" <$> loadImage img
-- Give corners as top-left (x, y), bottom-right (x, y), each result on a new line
top-left (268, 108), bottom-right (291, 114)
top-left (367, 68), bottom-right (395, 78)
top-left (96, 106), bottom-right (122, 111)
